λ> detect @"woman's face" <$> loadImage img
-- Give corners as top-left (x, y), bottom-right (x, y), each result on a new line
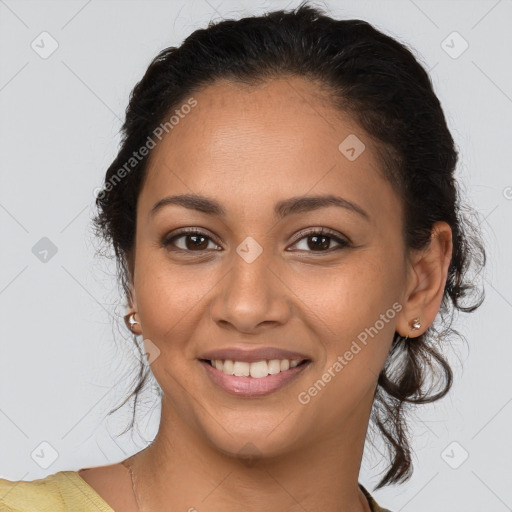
top-left (129, 77), bottom-right (413, 458)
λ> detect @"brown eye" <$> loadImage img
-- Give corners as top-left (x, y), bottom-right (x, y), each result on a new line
top-left (162, 227), bottom-right (350, 255)
top-left (182, 233), bottom-right (209, 251)
top-left (163, 229), bottom-right (221, 252)
top-left (305, 234), bottom-right (331, 251)
top-left (290, 228), bottom-right (350, 253)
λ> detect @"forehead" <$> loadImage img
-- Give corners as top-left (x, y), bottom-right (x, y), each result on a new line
top-left (138, 76), bottom-right (396, 223)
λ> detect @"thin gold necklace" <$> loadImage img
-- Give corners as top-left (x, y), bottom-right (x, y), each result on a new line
top-left (122, 458), bottom-right (372, 512)
top-left (123, 458), bottom-right (144, 512)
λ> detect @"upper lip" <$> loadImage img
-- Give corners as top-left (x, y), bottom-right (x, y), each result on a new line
top-left (198, 346), bottom-right (311, 363)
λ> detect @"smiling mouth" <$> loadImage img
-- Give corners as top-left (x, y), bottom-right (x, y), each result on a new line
top-left (200, 358), bottom-right (310, 379)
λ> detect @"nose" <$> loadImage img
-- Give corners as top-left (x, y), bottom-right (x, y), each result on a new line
top-left (208, 248), bottom-right (292, 334)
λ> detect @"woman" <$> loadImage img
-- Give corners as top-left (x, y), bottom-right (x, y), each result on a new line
top-left (0, 2), bottom-right (485, 511)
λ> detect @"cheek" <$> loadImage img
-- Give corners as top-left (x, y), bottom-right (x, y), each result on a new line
top-left (294, 253), bottom-right (401, 368)
top-left (296, 251), bottom-right (399, 321)
top-left (133, 249), bottom-right (217, 345)
top-left (295, 267), bottom-right (399, 427)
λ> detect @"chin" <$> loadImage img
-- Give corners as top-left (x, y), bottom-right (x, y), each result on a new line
top-left (199, 415), bottom-right (305, 462)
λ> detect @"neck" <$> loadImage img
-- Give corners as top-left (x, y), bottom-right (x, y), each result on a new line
top-left (127, 391), bottom-right (374, 512)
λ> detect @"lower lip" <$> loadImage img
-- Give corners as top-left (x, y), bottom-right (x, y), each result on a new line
top-left (199, 360), bottom-right (311, 397)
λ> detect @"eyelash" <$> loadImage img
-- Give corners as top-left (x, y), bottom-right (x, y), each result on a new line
top-left (162, 227), bottom-right (351, 255)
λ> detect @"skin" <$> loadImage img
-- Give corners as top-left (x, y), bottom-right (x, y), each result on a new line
top-left (79, 76), bottom-right (453, 512)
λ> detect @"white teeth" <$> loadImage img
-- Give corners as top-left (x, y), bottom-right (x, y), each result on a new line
top-left (223, 359), bottom-right (234, 375)
top-left (209, 358), bottom-right (306, 378)
top-left (268, 359), bottom-right (281, 374)
top-left (249, 361), bottom-right (268, 378)
top-left (233, 361), bottom-right (250, 377)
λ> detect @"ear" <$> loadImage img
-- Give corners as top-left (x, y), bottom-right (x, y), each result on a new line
top-left (126, 249), bottom-right (137, 310)
top-left (124, 250), bottom-right (142, 335)
top-left (396, 221), bottom-right (453, 338)
top-left (128, 282), bottom-right (138, 312)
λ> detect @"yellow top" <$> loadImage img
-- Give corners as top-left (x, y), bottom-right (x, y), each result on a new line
top-left (0, 470), bottom-right (391, 511)
top-left (0, 471), bottom-right (114, 512)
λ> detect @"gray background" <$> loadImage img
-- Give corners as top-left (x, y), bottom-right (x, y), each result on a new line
top-left (1, 0), bottom-right (511, 510)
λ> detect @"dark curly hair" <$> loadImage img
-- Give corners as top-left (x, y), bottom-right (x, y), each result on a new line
top-left (91, 1), bottom-right (486, 490)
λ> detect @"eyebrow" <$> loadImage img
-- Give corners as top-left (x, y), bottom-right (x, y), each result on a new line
top-left (150, 193), bottom-right (370, 221)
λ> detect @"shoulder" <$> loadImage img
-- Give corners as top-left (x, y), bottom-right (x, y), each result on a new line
top-left (0, 472), bottom-right (65, 511)
top-left (0, 470), bottom-right (114, 512)
top-left (359, 483), bottom-right (394, 512)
